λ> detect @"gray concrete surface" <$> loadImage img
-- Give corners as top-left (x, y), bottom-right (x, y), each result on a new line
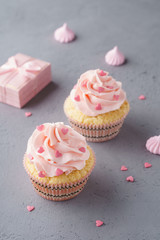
top-left (0, 0), bottom-right (160, 239)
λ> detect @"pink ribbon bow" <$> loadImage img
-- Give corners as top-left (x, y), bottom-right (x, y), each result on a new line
top-left (0, 56), bottom-right (41, 78)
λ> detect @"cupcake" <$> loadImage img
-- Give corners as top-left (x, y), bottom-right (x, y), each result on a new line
top-left (64, 69), bottom-right (129, 142)
top-left (24, 122), bottom-right (95, 201)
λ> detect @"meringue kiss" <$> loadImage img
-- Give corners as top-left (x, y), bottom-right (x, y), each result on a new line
top-left (105, 46), bottom-right (125, 66)
top-left (146, 135), bottom-right (160, 155)
top-left (54, 23), bottom-right (75, 43)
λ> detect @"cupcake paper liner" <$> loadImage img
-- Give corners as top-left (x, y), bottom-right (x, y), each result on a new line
top-left (23, 152), bottom-right (95, 201)
top-left (67, 114), bottom-right (127, 142)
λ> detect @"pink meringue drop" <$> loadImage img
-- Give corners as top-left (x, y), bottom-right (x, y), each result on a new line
top-left (105, 46), bottom-right (125, 66)
top-left (146, 135), bottom-right (160, 155)
top-left (54, 23), bottom-right (75, 43)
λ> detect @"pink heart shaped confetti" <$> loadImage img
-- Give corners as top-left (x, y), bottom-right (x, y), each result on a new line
top-left (28, 154), bottom-right (33, 161)
top-left (25, 112), bottom-right (32, 117)
top-left (126, 176), bottom-right (134, 182)
top-left (37, 146), bottom-right (44, 154)
top-left (55, 150), bottom-right (62, 158)
top-left (79, 147), bottom-right (86, 153)
top-left (144, 162), bottom-right (152, 168)
top-left (96, 220), bottom-right (104, 227)
top-left (107, 85), bottom-right (113, 89)
top-left (38, 171), bottom-right (46, 178)
top-left (95, 103), bottom-right (102, 110)
top-left (113, 95), bottom-right (120, 101)
top-left (138, 95), bottom-right (146, 100)
top-left (37, 124), bottom-right (44, 131)
top-left (121, 165), bottom-right (128, 171)
top-left (99, 70), bottom-right (106, 76)
top-left (82, 81), bottom-right (87, 88)
top-left (74, 95), bottom-right (80, 101)
top-left (98, 87), bottom-right (104, 93)
top-left (61, 128), bottom-right (69, 135)
top-left (27, 206), bottom-right (35, 212)
top-left (56, 168), bottom-right (64, 176)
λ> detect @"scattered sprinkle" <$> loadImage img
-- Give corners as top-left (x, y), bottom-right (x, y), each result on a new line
top-left (74, 95), bottom-right (80, 102)
top-left (27, 206), bottom-right (35, 212)
top-left (107, 85), bottom-right (113, 89)
top-left (98, 87), bottom-right (104, 93)
top-left (37, 124), bottom-right (44, 131)
top-left (55, 150), bottom-right (62, 158)
top-left (56, 168), bottom-right (64, 176)
top-left (144, 162), bottom-right (152, 168)
top-left (95, 103), bottom-right (102, 110)
top-left (121, 165), bottom-right (128, 171)
top-left (25, 112), bottom-right (32, 117)
top-left (61, 128), bottom-right (69, 135)
top-left (113, 95), bottom-right (120, 101)
top-left (82, 81), bottom-right (87, 88)
top-left (28, 154), bottom-right (33, 160)
top-left (37, 146), bottom-right (45, 154)
top-left (79, 147), bottom-right (86, 153)
top-left (126, 176), bottom-right (134, 182)
top-left (99, 70), bottom-right (106, 76)
top-left (96, 220), bottom-right (104, 227)
top-left (138, 95), bottom-right (146, 100)
top-left (38, 171), bottom-right (46, 178)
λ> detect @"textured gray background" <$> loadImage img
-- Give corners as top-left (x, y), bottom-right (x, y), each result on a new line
top-left (0, 0), bottom-right (160, 239)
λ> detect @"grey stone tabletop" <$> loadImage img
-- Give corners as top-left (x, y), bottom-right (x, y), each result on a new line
top-left (0, 0), bottom-right (160, 239)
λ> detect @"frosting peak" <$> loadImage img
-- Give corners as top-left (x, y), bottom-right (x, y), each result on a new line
top-left (26, 122), bottom-right (90, 177)
top-left (70, 69), bottom-right (126, 116)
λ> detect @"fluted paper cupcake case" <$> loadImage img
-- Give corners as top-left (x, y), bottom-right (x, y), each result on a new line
top-left (23, 153), bottom-right (95, 201)
top-left (67, 114), bottom-right (127, 142)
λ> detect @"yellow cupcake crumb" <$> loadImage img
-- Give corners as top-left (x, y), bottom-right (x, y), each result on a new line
top-left (24, 146), bottom-right (95, 185)
top-left (64, 96), bottom-right (130, 125)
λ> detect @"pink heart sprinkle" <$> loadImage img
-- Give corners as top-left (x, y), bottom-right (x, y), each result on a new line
top-left (144, 162), bottom-right (152, 168)
top-left (74, 95), bottom-right (80, 102)
top-left (138, 95), bottom-right (146, 100)
top-left (113, 95), bottom-right (120, 101)
top-left (107, 86), bottom-right (113, 89)
top-left (55, 150), bottom-right (62, 158)
top-left (126, 176), bottom-right (134, 182)
top-left (121, 165), bottom-right (128, 171)
top-left (82, 81), bottom-right (87, 88)
top-left (37, 124), bottom-right (44, 131)
top-left (28, 154), bottom-right (33, 161)
top-left (95, 103), bottom-right (102, 110)
top-left (25, 112), bottom-right (32, 117)
top-left (99, 70), bottom-right (106, 76)
top-left (27, 206), bottom-right (35, 212)
top-left (61, 128), bottom-right (69, 135)
top-left (37, 146), bottom-right (44, 154)
top-left (79, 147), bottom-right (86, 153)
top-left (38, 171), bottom-right (46, 178)
top-left (96, 220), bottom-right (104, 227)
top-left (55, 168), bottom-right (64, 176)
top-left (98, 87), bottom-right (104, 93)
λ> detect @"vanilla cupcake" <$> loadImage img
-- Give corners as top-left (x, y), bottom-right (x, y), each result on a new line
top-left (24, 122), bottom-right (95, 201)
top-left (64, 69), bottom-right (129, 142)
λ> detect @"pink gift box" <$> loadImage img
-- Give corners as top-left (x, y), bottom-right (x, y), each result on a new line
top-left (0, 53), bottom-right (52, 108)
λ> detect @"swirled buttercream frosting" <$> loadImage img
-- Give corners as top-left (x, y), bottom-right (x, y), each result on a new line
top-left (70, 69), bottom-right (126, 116)
top-left (26, 122), bottom-right (90, 177)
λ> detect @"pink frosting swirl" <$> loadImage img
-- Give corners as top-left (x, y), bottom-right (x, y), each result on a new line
top-left (70, 69), bottom-right (126, 116)
top-left (26, 122), bottom-right (90, 177)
